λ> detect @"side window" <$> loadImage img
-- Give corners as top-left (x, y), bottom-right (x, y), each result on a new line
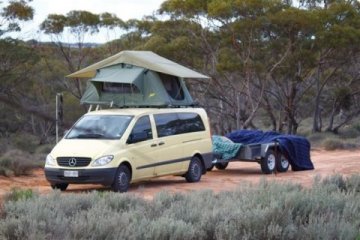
top-left (154, 112), bottom-right (206, 137)
top-left (154, 113), bottom-right (179, 137)
top-left (178, 113), bottom-right (205, 134)
top-left (127, 116), bottom-right (152, 144)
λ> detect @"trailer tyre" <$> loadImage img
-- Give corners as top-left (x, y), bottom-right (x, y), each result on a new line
top-left (215, 162), bottom-right (229, 170)
top-left (185, 156), bottom-right (203, 183)
top-left (261, 149), bottom-right (277, 174)
top-left (112, 165), bottom-right (131, 193)
top-left (276, 153), bottom-right (289, 172)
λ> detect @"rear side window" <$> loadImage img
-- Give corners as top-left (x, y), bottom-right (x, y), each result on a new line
top-left (154, 112), bottom-right (205, 137)
top-left (178, 113), bottom-right (205, 133)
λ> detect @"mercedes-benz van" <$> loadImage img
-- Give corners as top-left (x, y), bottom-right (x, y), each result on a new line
top-left (45, 108), bottom-right (213, 192)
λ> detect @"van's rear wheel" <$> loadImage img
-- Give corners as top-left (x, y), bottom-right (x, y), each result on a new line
top-left (185, 156), bottom-right (203, 183)
top-left (112, 165), bottom-right (131, 193)
top-left (51, 183), bottom-right (68, 191)
top-left (261, 149), bottom-right (276, 174)
top-left (215, 162), bottom-right (228, 170)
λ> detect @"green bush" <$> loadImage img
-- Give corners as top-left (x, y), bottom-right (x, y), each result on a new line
top-left (11, 133), bottom-right (39, 154)
top-left (340, 126), bottom-right (360, 139)
top-left (323, 139), bottom-right (345, 150)
top-left (35, 144), bottom-right (54, 154)
top-left (323, 139), bottom-right (357, 151)
top-left (4, 188), bottom-right (36, 202)
top-left (0, 150), bottom-right (40, 177)
top-left (307, 132), bottom-right (337, 147)
top-left (353, 122), bottom-right (360, 132)
top-left (0, 175), bottom-right (359, 240)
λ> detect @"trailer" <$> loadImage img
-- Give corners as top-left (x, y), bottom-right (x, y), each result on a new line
top-left (210, 142), bottom-right (290, 174)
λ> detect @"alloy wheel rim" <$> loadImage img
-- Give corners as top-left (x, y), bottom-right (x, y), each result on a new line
top-left (267, 154), bottom-right (276, 170)
top-left (192, 163), bottom-right (200, 178)
top-left (281, 156), bottom-right (289, 168)
top-left (119, 172), bottom-right (128, 186)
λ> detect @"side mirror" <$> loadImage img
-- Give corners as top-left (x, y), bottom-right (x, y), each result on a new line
top-left (127, 132), bottom-right (148, 144)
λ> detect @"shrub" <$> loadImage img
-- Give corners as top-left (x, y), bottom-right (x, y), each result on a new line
top-left (35, 144), bottom-right (54, 154)
top-left (323, 139), bottom-right (345, 150)
top-left (0, 150), bottom-right (40, 177)
top-left (353, 122), bottom-right (360, 132)
top-left (322, 139), bottom-right (357, 151)
top-left (4, 188), bottom-right (36, 202)
top-left (307, 132), bottom-right (337, 147)
top-left (11, 133), bottom-right (39, 154)
top-left (0, 175), bottom-right (359, 240)
top-left (340, 126), bottom-right (360, 139)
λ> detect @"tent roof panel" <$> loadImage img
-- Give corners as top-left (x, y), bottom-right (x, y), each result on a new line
top-left (67, 51), bottom-right (209, 79)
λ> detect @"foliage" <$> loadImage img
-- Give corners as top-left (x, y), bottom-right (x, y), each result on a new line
top-left (322, 138), bottom-right (358, 151)
top-left (4, 188), bottom-right (35, 202)
top-left (11, 133), bottom-right (39, 153)
top-left (0, 0), bottom-right (33, 35)
top-left (1, 0), bottom-right (360, 142)
top-left (0, 149), bottom-right (41, 177)
top-left (0, 175), bottom-right (360, 239)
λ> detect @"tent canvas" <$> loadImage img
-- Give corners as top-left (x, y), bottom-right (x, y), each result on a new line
top-left (68, 51), bottom-right (209, 107)
top-left (67, 51), bottom-right (210, 79)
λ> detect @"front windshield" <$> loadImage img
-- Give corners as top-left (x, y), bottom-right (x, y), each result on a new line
top-left (66, 115), bottom-right (133, 140)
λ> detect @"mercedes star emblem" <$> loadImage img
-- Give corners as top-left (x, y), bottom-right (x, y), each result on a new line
top-left (68, 158), bottom-right (77, 167)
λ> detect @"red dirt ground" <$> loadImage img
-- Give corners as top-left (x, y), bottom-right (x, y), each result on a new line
top-left (0, 149), bottom-right (359, 200)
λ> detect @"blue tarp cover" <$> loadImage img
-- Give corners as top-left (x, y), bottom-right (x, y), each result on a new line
top-left (226, 130), bottom-right (314, 171)
top-left (212, 135), bottom-right (242, 160)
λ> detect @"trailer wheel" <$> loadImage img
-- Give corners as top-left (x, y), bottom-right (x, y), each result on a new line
top-left (276, 153), bottom-right (289, 172)
top-left (261, 149), bottom-right (276, 174)
top-left (215, 162), bottom-right (228, 170)
top-left (185, 156), bottom-right (203, 183)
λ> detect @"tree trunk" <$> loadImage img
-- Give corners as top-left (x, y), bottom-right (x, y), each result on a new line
top-left (325, 99), bottom-right (338, 132)
top-left (263, 94), bottom-right (277, 131)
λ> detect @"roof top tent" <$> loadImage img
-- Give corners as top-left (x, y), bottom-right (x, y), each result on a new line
top-left (67, 51), bottom-right (210, 108)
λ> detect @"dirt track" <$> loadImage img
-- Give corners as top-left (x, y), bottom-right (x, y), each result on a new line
top-left (0, 149), bottom-right (359, 200)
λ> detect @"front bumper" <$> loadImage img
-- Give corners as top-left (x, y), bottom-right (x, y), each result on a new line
top-left (44, 167), bottom-right (117, 186)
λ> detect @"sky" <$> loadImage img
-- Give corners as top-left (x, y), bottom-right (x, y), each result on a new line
top-left (5, 0), bottom-right (166, 43)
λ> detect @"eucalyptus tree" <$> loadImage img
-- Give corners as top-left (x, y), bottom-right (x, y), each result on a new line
top-left (309, 0), bottom-right (360, 133)
top-left (40, 11), bottom-right (127, 99)
top-left (158, 0), bottom-right (305, 134)
top-left (0, 0), bottom-right (33, 36)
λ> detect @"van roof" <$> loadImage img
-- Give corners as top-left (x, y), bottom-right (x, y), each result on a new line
top-left (85, 108), bottom-right (205, 116)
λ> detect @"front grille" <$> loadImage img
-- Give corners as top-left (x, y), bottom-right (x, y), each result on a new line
top-left (57, 157), bottom-right (92, 167)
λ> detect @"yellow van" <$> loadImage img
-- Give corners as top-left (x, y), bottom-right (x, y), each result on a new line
top-left (45, 108), bottom-right (213, 192)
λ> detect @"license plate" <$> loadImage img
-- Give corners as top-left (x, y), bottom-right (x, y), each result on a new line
top-left (64, 170), bottom-right (78, 177)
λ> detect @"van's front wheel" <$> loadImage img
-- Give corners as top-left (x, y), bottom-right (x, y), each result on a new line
top-left (185, 157), bottom-right (203, 183)
top-left (112, 165), bottom-right (131, 193)
top-left (51, 183), bottom-right (68, 191)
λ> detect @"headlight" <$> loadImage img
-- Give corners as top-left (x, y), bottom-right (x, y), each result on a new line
top-left (45, 154), bottom-right (56, 166)
top-left (92, 155), bottom-right (114, 166)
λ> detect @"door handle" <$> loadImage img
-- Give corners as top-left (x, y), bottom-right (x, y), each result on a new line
top-left (150, 143), bottom-right (157, 147)
top-left (158, 142), bottom-right (165, 146)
